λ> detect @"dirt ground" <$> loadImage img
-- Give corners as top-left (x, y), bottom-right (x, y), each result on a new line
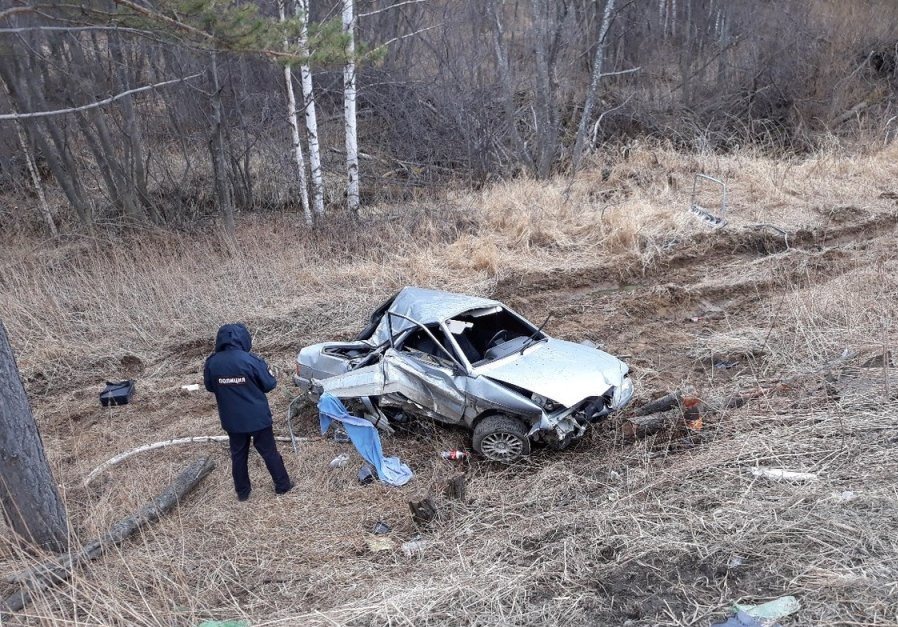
top-left (3, 176), bottom-right (898, 624)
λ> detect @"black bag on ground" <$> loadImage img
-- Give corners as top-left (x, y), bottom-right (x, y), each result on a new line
top-left (100, 380), bottom-right (135, 406)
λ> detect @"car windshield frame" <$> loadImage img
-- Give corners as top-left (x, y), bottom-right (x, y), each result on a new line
top-left (386, 311), bottom-right (467, 373)
top-left (443, 304), bottom-right (546, 371)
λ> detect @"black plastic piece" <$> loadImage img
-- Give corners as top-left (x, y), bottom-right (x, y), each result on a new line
top-left (357, 464), bottom-right (375, 485)
top-left (100, 380), bottom-right (135, 407)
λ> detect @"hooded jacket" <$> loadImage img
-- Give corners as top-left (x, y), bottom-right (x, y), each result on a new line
top-left (204, 324), bottom-right (277, 433)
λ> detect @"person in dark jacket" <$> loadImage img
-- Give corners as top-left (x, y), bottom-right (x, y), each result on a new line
top-left (204, 323), bottom-right (292, 501)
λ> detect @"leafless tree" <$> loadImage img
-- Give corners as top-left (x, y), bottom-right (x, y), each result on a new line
top-left (0, 322), bottom-right (68, 552)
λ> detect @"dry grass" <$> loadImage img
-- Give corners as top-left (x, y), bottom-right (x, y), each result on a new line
top-left (1, 143), bottom-right (898, 625)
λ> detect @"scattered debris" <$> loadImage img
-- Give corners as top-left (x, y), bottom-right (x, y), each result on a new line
top-left (329, 426), bottom-right (350, 444)
top-left (682, 396), bottom-right (703, 431)
top-left (372, 521), bottom-right (391, 535)
top-left (712, 595), bottom-right (801, 627)
top-left (100, 380), bottom-right (135, 407)
top-left (409, 495), bottom-right (438, 525)
top-left (443, 474), bottom-right (466, 501)
top-left (735, 595), bottom-right (801, 622)
top-left (727, 555), bottom-right (745, 569)
top-left (329, 453), bottom-right (350, 469)
top-left (710, 611), bottom-right (764, 627)
top-left (861, 351), bottom-right (893, 368)
top-left (833, 490), bottom-right (857, 503)
top-left (180, 383), bottom-right (201, 393)
top-left (365, 536), bottom-right (396, 553)
top-left (357, 465), bottom-right (375, 485)
top-left (690, 205), bottom-right (728, 229)
top-left (751, 468), bottom-right (818, 482)
top-left (440, 450), bottom-right (468, 460)
top-left (688, 173), bottom-right (728, 229)
top-left (400, 538), bottom-right (430, 557)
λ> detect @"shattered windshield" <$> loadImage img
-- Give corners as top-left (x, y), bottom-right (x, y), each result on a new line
top-left (447, 306), bottom-right (543, 366)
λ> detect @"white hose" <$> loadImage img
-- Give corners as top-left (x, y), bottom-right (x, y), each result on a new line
top-left (84, 435), bottom-right (308, 486)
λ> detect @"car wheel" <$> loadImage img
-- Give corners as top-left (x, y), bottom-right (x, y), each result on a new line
top-left (473, 415), bottom-right (531, 462)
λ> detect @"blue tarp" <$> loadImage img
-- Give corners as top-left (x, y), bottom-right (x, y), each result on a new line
top-left (318, 393), bottom-right (413, 487)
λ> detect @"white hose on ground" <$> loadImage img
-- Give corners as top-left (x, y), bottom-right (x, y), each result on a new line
top-left (84, 435), bottom-right (308, 486)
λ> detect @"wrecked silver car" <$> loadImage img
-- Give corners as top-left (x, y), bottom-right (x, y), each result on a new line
top-left (294, 287), bottom-right (633, 462)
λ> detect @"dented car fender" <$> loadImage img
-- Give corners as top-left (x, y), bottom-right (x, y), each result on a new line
top-left (463, 375), bottom-right (543, 428)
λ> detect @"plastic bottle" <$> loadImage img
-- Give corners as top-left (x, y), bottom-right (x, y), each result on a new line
top-left (440, 450), bottom-right (468, 460)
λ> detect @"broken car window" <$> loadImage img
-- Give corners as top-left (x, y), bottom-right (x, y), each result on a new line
top-left (398, 325), bottom-right (460, 368)
top-left (448, 307), bottom-right (542, 365)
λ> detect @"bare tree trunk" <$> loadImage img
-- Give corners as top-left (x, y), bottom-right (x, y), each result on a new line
top-left (295, 0), bottom-right (325, 219)
top-left (108, 32), bottom-right (157, 222)
top-left (529, 0), bottom-right (557, 178)
top-left (208, 52), bottom-right (236, 236)
top-left (2, 456), bottom-right (215, 614)
top-left (15, 123), bottom-right (56, 235)
top-left (0, 65), bottom-right (55, 234)
top-left (62, 38), bottom-right (146, 223)
top-left (0, 59), bottom-right (92, 225)
top-left (278, 0), bottom-right (312, 226)
top-left (679, 0), bottom-right (693, 107)
top-left (572, 0), bottom-right (616, 172)
top-left (0, 322), bottom-right (68, 553)
top-left (343, 0), bottom-right (360, 215)
top-left (487, 0), bottom-right (535, 175)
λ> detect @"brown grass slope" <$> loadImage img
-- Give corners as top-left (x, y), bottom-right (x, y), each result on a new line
top-left (1, 144), bottom-right (898, 625)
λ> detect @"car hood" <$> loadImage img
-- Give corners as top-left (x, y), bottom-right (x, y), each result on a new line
top-left (475, 338), bottom-right (628, 407)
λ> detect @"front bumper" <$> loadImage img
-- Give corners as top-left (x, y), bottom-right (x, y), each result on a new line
top-left (528, 376), bottom-right (635, 439)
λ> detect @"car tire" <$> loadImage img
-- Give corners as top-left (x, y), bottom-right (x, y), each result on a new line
top-left (473, 415), bottom-right (531, 463)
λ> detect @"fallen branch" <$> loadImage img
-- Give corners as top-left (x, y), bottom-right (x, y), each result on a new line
top-left (409, 495), bottom-right (438, 526)
top-left (0, 74), bottom-right (202, 121)
top-left (1, 457), bottom-right (215, 614)
top-left (833, 100), bottom-right (871, 127)
top-left (622, 411), bottom-right (680, 438)
top-left (633, 392), bottom-right (681, 416)
top-left (85, 434), bottom-right (307, 486)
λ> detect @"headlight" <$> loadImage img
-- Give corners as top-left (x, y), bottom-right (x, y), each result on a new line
top-left (614, 374), bottom-right (634, 408)
top-left (532, 393), bottom-right (561, 413)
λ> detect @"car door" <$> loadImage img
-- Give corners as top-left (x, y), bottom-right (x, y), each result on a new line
top-left (387, 321), bottom-right (468, 423)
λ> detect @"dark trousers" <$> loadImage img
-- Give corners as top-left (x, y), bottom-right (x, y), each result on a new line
top-left (227, 426), bottom-right (291, 497)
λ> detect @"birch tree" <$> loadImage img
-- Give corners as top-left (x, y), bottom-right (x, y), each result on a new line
top-left (0, 322), bottom-right (68, 552)
top-left (278, 0), bottom-right (312, 226)
top-left (295, 0), bottom-right (325, 219)
top-left (342, 0), bottom-right (360, 215)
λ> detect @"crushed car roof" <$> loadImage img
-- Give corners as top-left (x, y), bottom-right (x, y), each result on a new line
top-left (370, 286), bottom-right (500, 344)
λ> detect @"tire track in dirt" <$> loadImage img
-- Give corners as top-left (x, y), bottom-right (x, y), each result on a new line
top-left (495, 212), bottom-right (898, 398)
top-left (495, 211), bottom-right (898, 304)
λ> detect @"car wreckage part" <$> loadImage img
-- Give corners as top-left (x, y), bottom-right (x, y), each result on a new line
top-left (473, 414), bottom-right (531, 462)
